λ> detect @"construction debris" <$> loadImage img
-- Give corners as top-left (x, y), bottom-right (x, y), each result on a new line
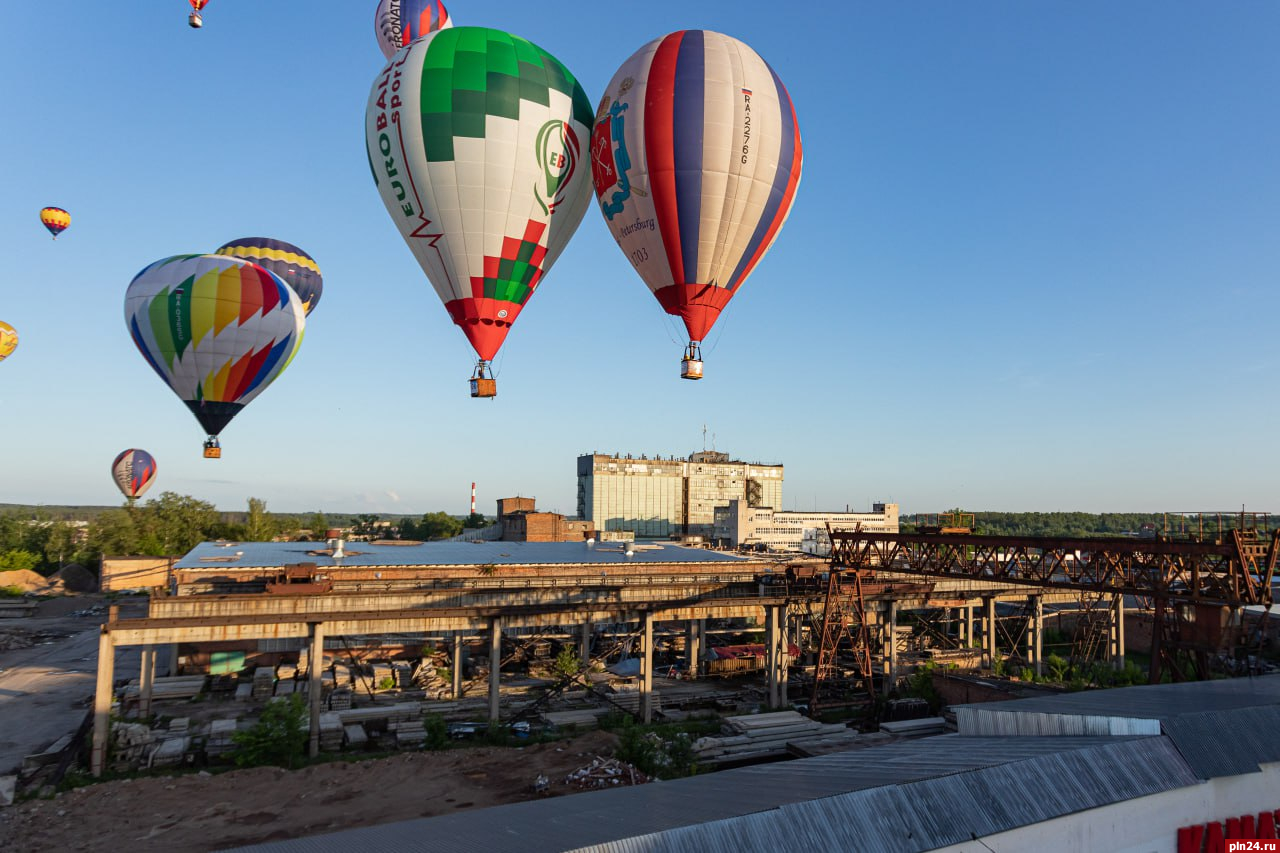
top-left (563, 756), bottom-right (649, 789)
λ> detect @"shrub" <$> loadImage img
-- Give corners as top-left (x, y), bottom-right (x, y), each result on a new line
top-left (0, 584), bottom-right (26, 598)
top-left (230, 695), bottom-right (308, 769)
top-left (423, 713), bottom-right (449, 751)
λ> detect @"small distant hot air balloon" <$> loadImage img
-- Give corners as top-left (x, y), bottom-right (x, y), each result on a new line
top-left (125, 254), bottom-right (306, 458)
top-left (188, 0), bottom-right (209, 28)
top-left (214, 238), bottom-right (323, 316)
top-left (591, 31), bottom-right (803, 379)
top-left (112, 449), bottom-right (157, 505)
top-left (374, 0), bottom-right (451, 60)
top-left (40, 207), bottom-right (70, 240)
top-left (365, 27), bottom-right (594, 397)
top-left (0, 322), bottom-right (17, 363)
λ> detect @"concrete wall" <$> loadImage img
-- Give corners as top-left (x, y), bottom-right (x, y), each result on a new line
top-left (932, 762), bottom-right (1280, 853)
top-left (100, 556), bottom-right (176, 592)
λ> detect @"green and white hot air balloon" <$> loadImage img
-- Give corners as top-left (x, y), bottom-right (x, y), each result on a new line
top-left (365, 26), bottom-right (594, 397)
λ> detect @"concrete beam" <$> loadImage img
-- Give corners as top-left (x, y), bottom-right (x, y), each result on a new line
top-left (138, 645), bottom-right (155, 719)
top-left (308, 622), bottom-right (325, 758)
top-left (640, 612), bottom-right (654, 724)
top-left (91, 629), bottom-right (114, 777)
top-left (452, 634), bottom-right (464, 699)
top-left (766, 605), bottom-right (780, 708)
top-left (488, 617), bottom-right (502, 722)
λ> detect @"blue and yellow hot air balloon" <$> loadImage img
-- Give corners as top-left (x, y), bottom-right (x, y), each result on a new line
top-left (125, 254), bottom-right (305, 458)
top-left (40, 207), bottom-right (70, 239)
top-left (214, 238), bottom-right (323, 316)
top-left (0, 321), bottom-right (17, 363)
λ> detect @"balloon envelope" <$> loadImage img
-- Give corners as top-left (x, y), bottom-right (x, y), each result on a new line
top-left (590, 30), bottom-right (803, 343)
top-left (374, 0), bottom-right (451, 60)
top-left (0, 321), bottom-right (16, 362)
top-left (365, 27), bottom-right (594, 362)
top-left (215, 238), bottom-right (323, 316)
top-left (125, 254), bottom-right (305, 437)
top-left (40, 207), bottom-right (70, 239)
top-left (112, 449), bottom-right (157, 501)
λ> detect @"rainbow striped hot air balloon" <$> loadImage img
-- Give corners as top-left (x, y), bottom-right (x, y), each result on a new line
top-left (374, 0), bottom-right (451, 60)
top-left (112, 449), bottom-right (158, 504)
top-left (590, 31), bottom-right (803, 379)
top-left (125, 254), bottom-right (305, 457)
top-left (40, 207), bottom-right (70, 239)
top-left (0, 321), bottom-right (17, 363)
top-left (215, 238), bottom-right (323, 316)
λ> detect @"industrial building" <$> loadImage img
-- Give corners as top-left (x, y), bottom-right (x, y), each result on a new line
top-left (495, 496), bottom-right (594, 542)
top-left (714, 500), bottom-right (900, 553)
top-left (577, 450), bottom-right (784, 539)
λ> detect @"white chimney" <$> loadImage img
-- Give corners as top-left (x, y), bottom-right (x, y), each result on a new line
top-left (331, 538), bottom-right (345, 559)
top-left (624, 542), bottom-right (634, 557)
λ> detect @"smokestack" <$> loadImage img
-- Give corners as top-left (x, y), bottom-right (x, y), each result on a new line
top-left (470, 482), bottom-right (476, 515)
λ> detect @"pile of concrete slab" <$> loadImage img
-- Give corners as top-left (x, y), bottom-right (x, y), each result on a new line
top-left (878, 717), bottom-right (948, 737)
top-left (692, 711), bottom-right (864, 765)
top-left (251, 667), bottom-right (275, 700)
top-left (122, 675), bottom-right (208, 702)
top-left (206, 719), bottom-right (238, 757)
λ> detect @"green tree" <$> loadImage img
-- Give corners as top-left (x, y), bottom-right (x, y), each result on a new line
top-left (304, 512), bottom-right (328, 540)
top-left (463, 512), bottom-right (488, 529)
top-left (244, 498), bottom-right (277, 542)
top-left (416, 512), bottom-right (463, 540)
top-left (230, 694), bottom-right (309, 768)
top-left (354, 513), bottom-right (381, 537)
top-left (0, 549), bottom-right (40, 571)
top-left (146, 492), bottom-right (219, 553)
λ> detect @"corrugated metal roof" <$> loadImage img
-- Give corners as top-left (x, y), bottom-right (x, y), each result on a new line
top-left (1160, 705), bottom-right (1280, 778)
top-left (231, 735), bottom-right (1176, 853)
top-left (175, 540), bottom-right (751, 571)
top-left (955, 673), bottom-right (1280, 727)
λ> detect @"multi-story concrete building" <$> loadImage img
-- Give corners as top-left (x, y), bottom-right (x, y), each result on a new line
top-left (577, 451), bottom-right (784, 539)
top-left (713, 501), bottom-right (899, 554)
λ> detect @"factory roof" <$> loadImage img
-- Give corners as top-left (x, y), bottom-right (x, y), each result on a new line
top-left (174, 539), bottom-right (754, 571)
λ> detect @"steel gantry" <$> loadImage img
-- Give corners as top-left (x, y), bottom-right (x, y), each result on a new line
top-left (829, 528), bottom-right (1278, 683)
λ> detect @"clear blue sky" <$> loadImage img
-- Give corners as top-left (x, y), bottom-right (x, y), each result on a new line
top-left (1, 3), bottom-right (1276, 515)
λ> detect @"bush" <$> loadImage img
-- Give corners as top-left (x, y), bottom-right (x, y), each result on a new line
top-left (230, 695), bottom-right (308, 769)
top-left (423, 713), bottom-right (449, 751)
top-left (552, 648), bottom-right (582, 680)
top-left (0, 584), bottom-right (25, 598)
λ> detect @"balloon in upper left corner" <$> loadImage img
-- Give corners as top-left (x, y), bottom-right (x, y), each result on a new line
top-left (40, 207), bottom-right (70, 239)
top-left (374, 0), bottom-right (451, 59)
top-left (112, 449), bottom-right (158, 502)
top-left (0, 322), bottom-right (17, 363)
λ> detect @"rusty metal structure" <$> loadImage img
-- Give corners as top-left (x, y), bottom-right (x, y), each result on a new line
top-left (829, 521), bottom-right (1277, 683)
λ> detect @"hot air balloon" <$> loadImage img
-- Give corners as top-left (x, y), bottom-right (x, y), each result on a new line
top-left (0, 322), bottom-right (17, 363)
top-left (365, 27), bottom-right (593, 397)
top-left (374, 0), bottom-right (451, 60)
top-left (40, 207), bottom-right (70, 240)
top-left (590, 31), bottom-right (803, 379)
top-left (188, 0), bottom-right (209, 28)
top-left (125, 254), bottom-right (305, 458)
top-left (215, 238), bottom-right (324, 316)
top-left (112, 449), bottom-right (157, 505)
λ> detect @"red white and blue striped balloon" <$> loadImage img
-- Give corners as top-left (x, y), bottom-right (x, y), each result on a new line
top-left (374, 0), bottom-right (451, 60)
top-left (590, 30), bottom-right (803, 344)
top-left (111, 448), bottom-right (157, 502)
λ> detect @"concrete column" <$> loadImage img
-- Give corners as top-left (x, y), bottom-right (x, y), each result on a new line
top-left (138, 645), bottom-right (156, 719)
top-left (1033, 596), bottom-right (1044, 678)
top-left (766, 605), bottom-right (780, 708)
top-left (580, 621), bottom-right (593, 668)
top-left (965, 605), bottom-right (974, 647)
top-left (452, 634), bottom-right (464, 699)
top-left (166, 643), bottom-right (180, 678)
top-left (489, 617), bottom-right (502, 722)
top-left (91, 628), bottom-right (115, 777)
top-left (308, 622), bottom-right (325, 758)
top-left (887, 602), bottom-right (898, 687)
top-left (1113, 594), bottom-right (1127, 670)
top-left (684, 620), bottom-right (701, 680)
top-left (779, 608), bottom-right (790, 702)
top-left (985, 597), bottom-right (998, 669)
top-left (640, 612), bottom-right (654, 723)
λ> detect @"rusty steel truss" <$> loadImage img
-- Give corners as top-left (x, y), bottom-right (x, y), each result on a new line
top-left (830, 529), bottom-right (1278, 683)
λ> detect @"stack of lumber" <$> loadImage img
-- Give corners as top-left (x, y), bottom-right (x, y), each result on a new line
top-left (251, 667), bottom-right (275, 700)
top-left (122, 675), bottom-right (208, 701)
top-left (206, 719), bottom-right (237, 757)
top-left (879, 717), bottom-right (947, 737)
top-left (276, 662), bottom-right (298, 681)
top-left (371, 662), bottom-right (395, 688)
top-left (332, 662), bottom-right (353, 686)
top-left (693, 712), bottom-right (861, 765)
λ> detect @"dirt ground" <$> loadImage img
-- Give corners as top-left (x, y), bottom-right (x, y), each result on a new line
top-left (0, 729), bottom-right (623, 852)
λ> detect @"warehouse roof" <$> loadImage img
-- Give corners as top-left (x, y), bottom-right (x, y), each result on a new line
top-left (175, 539), bottom-right (754, 571)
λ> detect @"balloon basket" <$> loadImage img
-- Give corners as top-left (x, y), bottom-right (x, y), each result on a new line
top-left (203, 437), bottom-right (221, 459)
top-left (680, 342), bottom-right (704, 381)
top-left (189, 12), bottom-right (203, 28)
top-left (470, 361), bottom-right (496, 398)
